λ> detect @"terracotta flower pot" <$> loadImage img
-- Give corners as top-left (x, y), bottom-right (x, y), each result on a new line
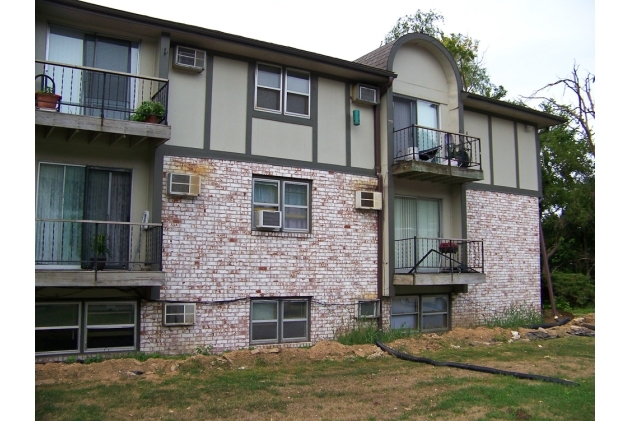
top-left (36, 93), bottom-right (61, 110)
top-left (145, 115), bottom-right (160, 124)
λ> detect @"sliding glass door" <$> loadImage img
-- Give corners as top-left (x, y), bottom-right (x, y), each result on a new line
top-left (394, 197), bottom-right (441, 272)
top-left (46, 25), bottom-right (138, 119)
top-left (36, 163), bottom-right (132, 269)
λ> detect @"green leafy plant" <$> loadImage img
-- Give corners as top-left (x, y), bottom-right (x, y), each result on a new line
top-left (37, 86), bottom-right (55, 95)
top-left (131, 100), bottom-right (166, 122)
top-left (90, 233), bottom-right (110, 258)
top-left (195, 345), bottom-right (213, 356)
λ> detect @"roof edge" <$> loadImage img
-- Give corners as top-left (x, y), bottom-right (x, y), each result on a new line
top-left (38, 0), bottom-right (396, 79)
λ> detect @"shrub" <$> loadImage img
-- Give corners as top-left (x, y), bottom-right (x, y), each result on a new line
top-left (551, 272), bottom-right (595, 308)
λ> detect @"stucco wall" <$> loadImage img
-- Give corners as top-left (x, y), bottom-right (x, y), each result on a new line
top-left (451, 190), bottom-right (541, 326)
top-left (141, 156), bottom-right (379, 353)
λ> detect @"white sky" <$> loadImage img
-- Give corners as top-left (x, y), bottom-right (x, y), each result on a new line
top-left (82, 0), bottom-right (595, 105)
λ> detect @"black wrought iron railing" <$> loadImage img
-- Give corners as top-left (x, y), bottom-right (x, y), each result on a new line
top-left (393, 125), bottom-right (481, 169)
top-left (35, 219), bottom-right (163, 271)
top-left (394, 237), bottom-right (484, 274)
top-left (35, 60), bottom-right (168, 124)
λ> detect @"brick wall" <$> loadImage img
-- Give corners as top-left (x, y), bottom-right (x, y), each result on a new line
top-left (451, 190), bottom-right (541, 327)
top-left (140, 156), bottom-right (379, 353)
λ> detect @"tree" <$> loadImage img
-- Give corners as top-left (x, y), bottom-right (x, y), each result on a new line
top-left (382, 9), bottom-right (507, 100)
top-left (530, 66), bottom-right (595, 308)
top-left (526, 64), bottom-right (595, 156)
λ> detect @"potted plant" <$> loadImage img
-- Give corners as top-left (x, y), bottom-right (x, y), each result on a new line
top-left (438, 242), bottom-right (459, 254)
top-left (131, 101), bottom-right (166, 123)
top-left (36, 86), bottom-right (61, 110)
top-left (90, 233), bottom-right (110, 271)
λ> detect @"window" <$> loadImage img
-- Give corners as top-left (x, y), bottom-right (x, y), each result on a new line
top-left (358, 300), bottom-right (380, 319)
top-left (252, 178), bottom-right (310, 232)
top-left (85, 302), bottom-right (136, 351)
top-left (420, 295), bottom-right (449, 332)
top-left (163, 303), bottom-right (196, 326)
top-left (36, 303), bottom-right (81, 354)
top-left (390, 295), bottom-right (449, 332)
top-left (251, 299), bottom-right (310, 344)
top-left (35, 301), bottom-right (138, 355)
top-left (391, 296), bottom-right (418, 329)
top-left (255, 63), bottom-right (310, 117)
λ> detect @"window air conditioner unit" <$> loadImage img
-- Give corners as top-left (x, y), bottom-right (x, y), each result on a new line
top-left (163, 303), bottom-right (196, 326)
top-left (355, 191), bottom-right (383, 210)
top-left (351, 84), bottom-right (380, 105)
top-left (357, 300), bottom-right (380, 319)
top-left (167, 173), bottom-right (201, 196)
top-left (255, 210), bottom-right (282, 229)
top-left (173, 46), bottom-right (206, 72)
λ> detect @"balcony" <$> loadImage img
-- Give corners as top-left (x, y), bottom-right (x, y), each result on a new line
top-left (35, 219), bottom-right (164, 287)
top-left (393, 237), bottom-right (486, 286)
top-left (392, 126), bottom-right (484, 183)
top-left (35, 60), bottom-right (170, 147)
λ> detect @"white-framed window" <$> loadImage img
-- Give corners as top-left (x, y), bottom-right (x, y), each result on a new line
top-left (357, 300), bottom-right (380, 319)
top-left (36, 302), bottom-right (81, 355)
top-left (163, 303), bottom-right (196, 326)
top-left (35, 301), bottom-right (139, 356)
top-left (85, 302), bottom-right (136, 352)
top-left (255, 63), bottom-right (310, 117)
top-left (390, 295), bottom-right (449, 332)
top-left (250, 299), bottom-right (310, 344)
top-left (252, 178), bottom-right (310, 232)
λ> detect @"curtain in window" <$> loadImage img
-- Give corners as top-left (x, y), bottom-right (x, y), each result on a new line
top-left (81, 168), bottom-right (131, 269)
top-left (253, 181), bottom-right (279, 209)
top-left (284, 183), bottom-right (308, 230)
top-left (416, 100), bottom-right (439, 154)
top-left (394, 197), bottom-right (440, 271)
top-left (394, 197), bottom-right (416, 269)
top-left (36, 164), bottom-right (85, 266)
top-left (47, 26), bottom-right (84, 114)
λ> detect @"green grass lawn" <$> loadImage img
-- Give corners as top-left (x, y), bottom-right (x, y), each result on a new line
top-left (36, 336), bottom-right (594, 421)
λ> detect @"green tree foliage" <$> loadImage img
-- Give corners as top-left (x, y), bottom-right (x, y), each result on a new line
top-left (539, 112), bottom-right (595, 278)
top-left (382, 9), bottom-right (506, 99)
top-left (535, 67), bottom-right (595, 307)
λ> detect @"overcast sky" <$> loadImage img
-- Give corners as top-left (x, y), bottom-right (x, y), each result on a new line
top-left (83, 0), bottom-right (595, 105)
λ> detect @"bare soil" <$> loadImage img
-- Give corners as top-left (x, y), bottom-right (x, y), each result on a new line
top-left (35, 313), bottom-right (594, 386)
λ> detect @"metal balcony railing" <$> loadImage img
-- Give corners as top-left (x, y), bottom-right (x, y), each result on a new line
top-left (394, 237), bottom-right (484, 274)
top-left (393, 125), bottom-right (482, 169)
top-left (35, 60), bottom-right (168, 124)
top-left (35, 219), bottom-right (163, 271)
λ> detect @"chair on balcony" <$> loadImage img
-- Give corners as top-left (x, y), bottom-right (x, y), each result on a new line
top-left (418, 145), bottom-right (441, 161)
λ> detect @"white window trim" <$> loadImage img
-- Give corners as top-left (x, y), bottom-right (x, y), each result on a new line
top-left (255, 63), bottom-right (283, 114)
top-left (84, 301), bottom-right (137, 353)
top-left (284, 68), bottom-right (310, 118)
top-left (163, 303), bottom-right (196, 326)
top-left (255, 62), bottom-right (310, 118)
top-left (250, 298), bottom-right (310, 344)
top-left (252, 178), bottom-right (310, 232)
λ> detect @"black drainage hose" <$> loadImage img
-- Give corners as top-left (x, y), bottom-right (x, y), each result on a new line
top-left (528, 317), bottom-right (572, 329)
top-left (375, 340), bottom-right (579, 387)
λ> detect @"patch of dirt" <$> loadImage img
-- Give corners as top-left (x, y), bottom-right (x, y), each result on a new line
top-left (35, 314), bottom-right (594, 386)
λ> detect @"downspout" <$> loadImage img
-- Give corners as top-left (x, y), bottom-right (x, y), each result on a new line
top-left (375, 77), bottom-right (394, 328)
